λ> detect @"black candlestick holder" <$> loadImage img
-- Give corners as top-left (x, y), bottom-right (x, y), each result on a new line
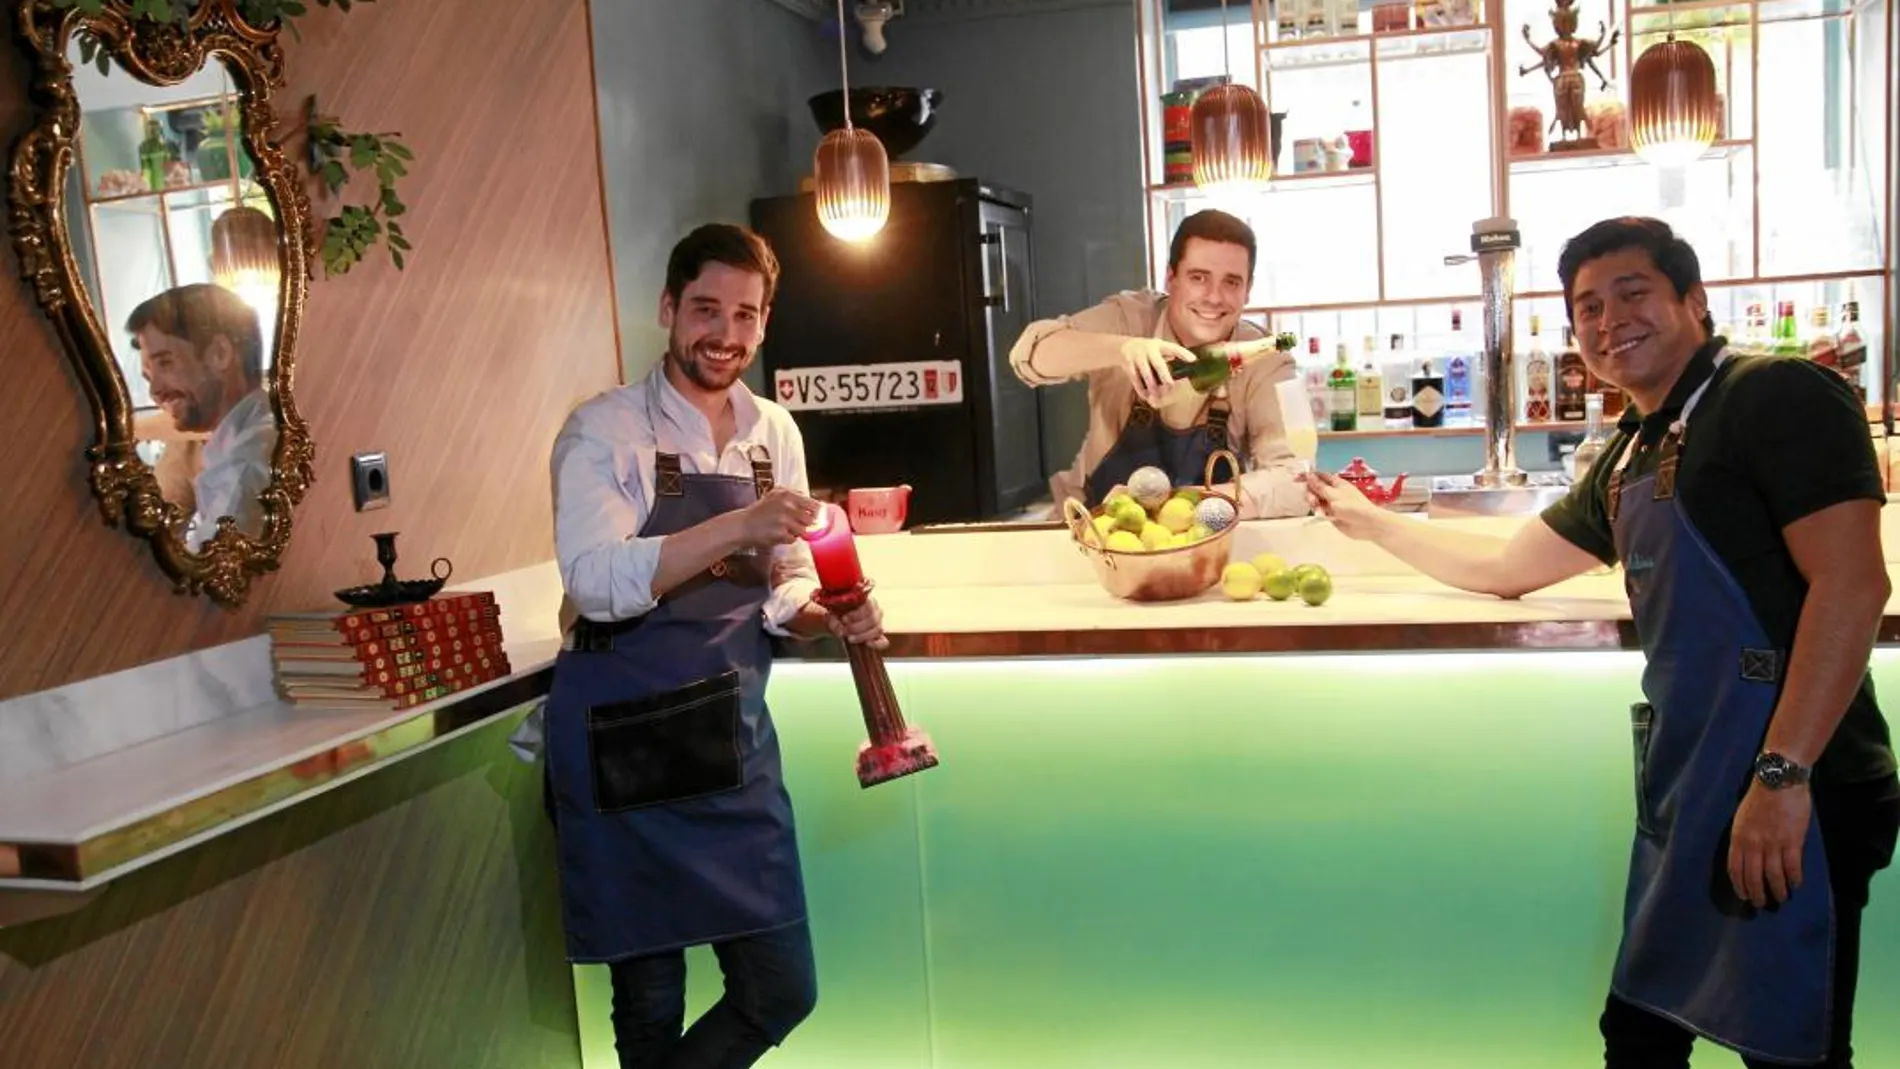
top-left (812, 579), bottom-right (939, 788)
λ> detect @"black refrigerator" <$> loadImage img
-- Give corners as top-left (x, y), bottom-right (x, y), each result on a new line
top-left (750, 178), bottom-right (1045, 526)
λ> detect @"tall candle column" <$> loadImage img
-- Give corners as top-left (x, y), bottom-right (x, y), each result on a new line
top-left (801, 503), bottom-right (940, 788)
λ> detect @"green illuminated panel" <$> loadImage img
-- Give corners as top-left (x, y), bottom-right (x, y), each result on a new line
top-left (577, 651), bottom-right (1900, 1068)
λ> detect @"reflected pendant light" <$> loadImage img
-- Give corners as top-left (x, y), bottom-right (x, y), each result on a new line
top-left (211, 204), bottom-right (279, 300)
top-left (1629, 34), bottom-right (1721, 168)
top-left (814, 0), bottom-right (890, 242)
top-left (1190, 0), bottom-right (1272, 192)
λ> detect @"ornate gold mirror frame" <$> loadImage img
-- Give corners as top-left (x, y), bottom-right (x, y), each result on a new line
top-left (9, 0), bottom-right (314, 607)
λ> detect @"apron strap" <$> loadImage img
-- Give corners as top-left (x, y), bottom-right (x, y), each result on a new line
top-left (748, 444), bottom-right (775, 497)
top-left (1205, 398), bottom-right (1231, 451)
top-left (1128, 400), bottom-right (1157, 428)
top-left (655, 453), bottom-right (686, 497)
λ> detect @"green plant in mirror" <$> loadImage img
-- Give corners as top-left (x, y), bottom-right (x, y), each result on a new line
top-left (48, 0), bottom-right (414, 277)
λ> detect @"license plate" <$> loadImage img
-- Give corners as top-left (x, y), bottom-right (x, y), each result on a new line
top-left (773, 361), bottom-right (964, 413)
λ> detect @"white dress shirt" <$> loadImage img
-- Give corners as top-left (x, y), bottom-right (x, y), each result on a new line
top-left (186, 389), bottom-right (276, 552)
top-left (551, 366), bottom-right (819, 632)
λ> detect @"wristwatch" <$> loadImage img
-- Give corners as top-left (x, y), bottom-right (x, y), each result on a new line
top-left (1754, 751), bottom-right (1812, 790)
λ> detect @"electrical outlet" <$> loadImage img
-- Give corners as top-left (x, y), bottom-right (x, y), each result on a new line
top-left (1547, 430), bottom-right (1583, 464)
top-left (351, 452), bottom-right (391, 511)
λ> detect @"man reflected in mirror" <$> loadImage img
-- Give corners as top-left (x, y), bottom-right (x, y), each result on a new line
top-left (128, 282), bottom-right (275, 551)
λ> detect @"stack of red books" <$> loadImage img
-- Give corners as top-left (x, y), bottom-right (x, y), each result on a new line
top-left (268, 591), bottom-right (512, 709)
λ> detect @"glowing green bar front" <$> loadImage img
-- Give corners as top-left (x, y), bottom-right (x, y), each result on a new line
top-left (575, 649), bottom-right (1900, 1068)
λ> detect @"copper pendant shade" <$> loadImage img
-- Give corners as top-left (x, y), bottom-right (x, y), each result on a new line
top-left (210, 204), bottom-right (279, 300)
top-left (1629, 35), bottom-right (1722, 168)
top-left (814, 126), bottom-right (890, 243)
top-left (1190, 82), bottom-right (1273, 192)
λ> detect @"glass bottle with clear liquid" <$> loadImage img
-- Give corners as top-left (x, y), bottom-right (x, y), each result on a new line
top-left (1570, 392), bottom-right (1608, 483)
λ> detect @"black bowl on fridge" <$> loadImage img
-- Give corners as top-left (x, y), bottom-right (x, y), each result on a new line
top-left (807, 87), bottom-right (944, 160)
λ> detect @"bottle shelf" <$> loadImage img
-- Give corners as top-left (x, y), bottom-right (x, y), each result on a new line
top-left (1506, 139), bottom-right (1752, 175)
top-left (1316, 422), bottom-right (1595, 440)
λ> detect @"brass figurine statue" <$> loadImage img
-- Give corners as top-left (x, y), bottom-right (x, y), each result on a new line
top-left (1520, 0), bottom-right (1620, 150)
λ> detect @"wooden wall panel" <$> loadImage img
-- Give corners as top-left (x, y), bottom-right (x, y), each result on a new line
top-left (0, 0), bottom-right (622, 699)
top-left (0, 713), bottom-right (579, 1069)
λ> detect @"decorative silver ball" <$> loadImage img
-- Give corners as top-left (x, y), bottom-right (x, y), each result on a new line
top-left (1127, 466), bottom-right (1172, 510)
top-left (1194, 495), bottom-right (1237, 533)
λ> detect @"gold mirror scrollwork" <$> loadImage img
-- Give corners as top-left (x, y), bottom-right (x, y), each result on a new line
top-left (9, 0), bottom-right (315, 607)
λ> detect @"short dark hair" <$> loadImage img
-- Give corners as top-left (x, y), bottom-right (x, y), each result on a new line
top-left (664, 224), bottom-right (781, 310)
top-left (126, 283), bottom-right (263, 383)
top-left (1168, 209), bottom-right (1256, 280)
top-left (1556, 216), bottom-right (1715, 335)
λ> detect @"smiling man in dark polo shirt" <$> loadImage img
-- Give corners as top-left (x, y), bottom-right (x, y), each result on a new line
top-left (1307, 217), bottom-right (1899, 1069)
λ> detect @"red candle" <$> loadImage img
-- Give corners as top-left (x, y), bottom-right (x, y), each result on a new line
top-left (802, 503), bottom-right (865, 591)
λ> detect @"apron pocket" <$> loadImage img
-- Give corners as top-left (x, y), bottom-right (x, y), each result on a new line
top-left (1630, 702), bottom-right (1659, 839)
top-left (586, 670), bottom-right (744, 813)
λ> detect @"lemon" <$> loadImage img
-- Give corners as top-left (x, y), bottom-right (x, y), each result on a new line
top-left (1263, 568), bottom-right (1296, 601)
top-left (1105, 530), bottom-right (1144, 554)
top-left (1091, 514), bottom-right (1117, 540)
top-left (1157, 497), bottom-right (1196, 534)
top-left (1221, 562), bottom-right (1263, 600)
top-left (1171, 488), bottom-right (1205, 508)
top-left (1140, 522), bottom-right (1173, 551)
top-left (1251, 553), bottom-right (1289, 577)
top-left (1297, 568), bottom-right (1334, 607)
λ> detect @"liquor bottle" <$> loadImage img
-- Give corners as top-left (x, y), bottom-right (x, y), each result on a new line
top-left (138, 118), bottom-right (169, 192)
top-left (1171, 332), bottom-right (1296, 393)
top-left (1303, 336), bottom-right (1329, 424)
top-left (1523, 314), bottom-right (1552, 422)
top-left (1276, 0), bottom-right (1301, 40)
top-left (1411, 359), bottom-right (1445, 428)
top-left (1383, 334), bottom-right (1413, 429)
top-left (1555, 326), bottom-right (1588, 422)
top-left (1443, 310), bottom-right (1474, 426)
top-left (1570, 392), bottom-right (1608, 482)
top-left (1770, 301), bottom-right (1804, 358)
top-left (1328, 343), bottom-right (1358, 431)
top-left (1836, 298), bottom-right (1867, 403)
top-left (1806, 306), bottom-right (1838, 369)
top-left (1355, 335), bottom-right (1383, 421)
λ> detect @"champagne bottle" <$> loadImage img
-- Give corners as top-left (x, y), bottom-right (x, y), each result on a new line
top-left (1171, 332), bottom-right (1297, 394)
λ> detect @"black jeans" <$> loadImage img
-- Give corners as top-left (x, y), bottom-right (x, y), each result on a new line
top-left (606, 921), bottom-right (818, 1069)
top-left (1601, 774), bottom-right (1900, 1068)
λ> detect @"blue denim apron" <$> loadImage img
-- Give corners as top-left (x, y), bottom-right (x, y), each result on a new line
top-left (1084, 396), bottom-right (1237, 508)
top-left (1607, 352), bottom-right (1833, 1064)
top-left (544, 445), bottom-right (806, 963)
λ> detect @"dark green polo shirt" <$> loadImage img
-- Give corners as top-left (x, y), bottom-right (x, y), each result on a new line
top-left (1542, 338), bottom-right (1897, 786)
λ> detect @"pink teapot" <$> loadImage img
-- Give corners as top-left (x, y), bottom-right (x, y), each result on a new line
top-left (846, 485), bottom-right (912, 534)
top-left (1337, 456), bottom-right (1408, 505)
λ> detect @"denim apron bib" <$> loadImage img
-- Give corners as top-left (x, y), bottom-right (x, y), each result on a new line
top-left (1085, 397), bottom-right (1236, 508)
top-left (544, 426), bottom-right (806, 963)
top-left (1607, 350), bottom-right (1833, 1064)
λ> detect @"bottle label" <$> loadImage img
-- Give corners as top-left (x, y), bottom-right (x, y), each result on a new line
top-left (1413, 385), bottom-right (1443, 419)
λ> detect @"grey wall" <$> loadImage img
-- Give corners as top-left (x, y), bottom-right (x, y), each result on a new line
top-left (858, 0), bottom-right (1147, 478)
top-left (589, 0), bottom-right (832, 382)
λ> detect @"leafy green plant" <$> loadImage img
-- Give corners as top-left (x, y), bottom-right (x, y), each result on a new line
top-left (307, 103), bottom-right (412, 275)
top-left (50, 0), bottom-right (415, 278)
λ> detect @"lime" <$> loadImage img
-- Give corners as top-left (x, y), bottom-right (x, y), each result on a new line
top-left (1221, 562), bottom-right (1263, 600)
top-left (1091, 514), bottom-right (1117, 540)
top-left (1171, 488), bottom-right (1205, 507)
top-left (1290, 563), bottom-right (1324, 585)
top-left (1297, 568), bottom-right (1334, 607)
top-left (1112, 498), bottom-right (1148, 533)
top-left (1186, 523), bottom-right (1214, 543)
top-left (1263, 569), bottom-right (1296, 601)
top-left (1105, 530), bottom-right (1144, 554)
top-left (1157, 497), bottom-right (1196, 534)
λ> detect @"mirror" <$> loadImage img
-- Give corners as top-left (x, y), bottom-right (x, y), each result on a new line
top-left (10, 2), bottom-right (315, 606)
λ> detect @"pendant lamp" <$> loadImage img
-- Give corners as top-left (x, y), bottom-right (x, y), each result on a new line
top-left (1190, 0), bottom-right (1272, 192)
top-left (814, 0), bottom-right (889, 242)
top-left (1629, 34), bottom-right (1721, 168)
top-left (211, 203), bottom-right (279, 303)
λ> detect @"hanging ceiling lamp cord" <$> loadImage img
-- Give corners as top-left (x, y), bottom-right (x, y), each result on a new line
top-left (837, 0), bottom-right (854, 132)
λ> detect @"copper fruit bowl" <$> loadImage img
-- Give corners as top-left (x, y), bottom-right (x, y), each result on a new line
top-left (1063, 450), bottom-right (1240, 603)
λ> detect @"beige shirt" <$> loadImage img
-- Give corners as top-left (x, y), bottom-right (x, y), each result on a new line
top-left (1010, 290), bottom-right (1308, 519)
